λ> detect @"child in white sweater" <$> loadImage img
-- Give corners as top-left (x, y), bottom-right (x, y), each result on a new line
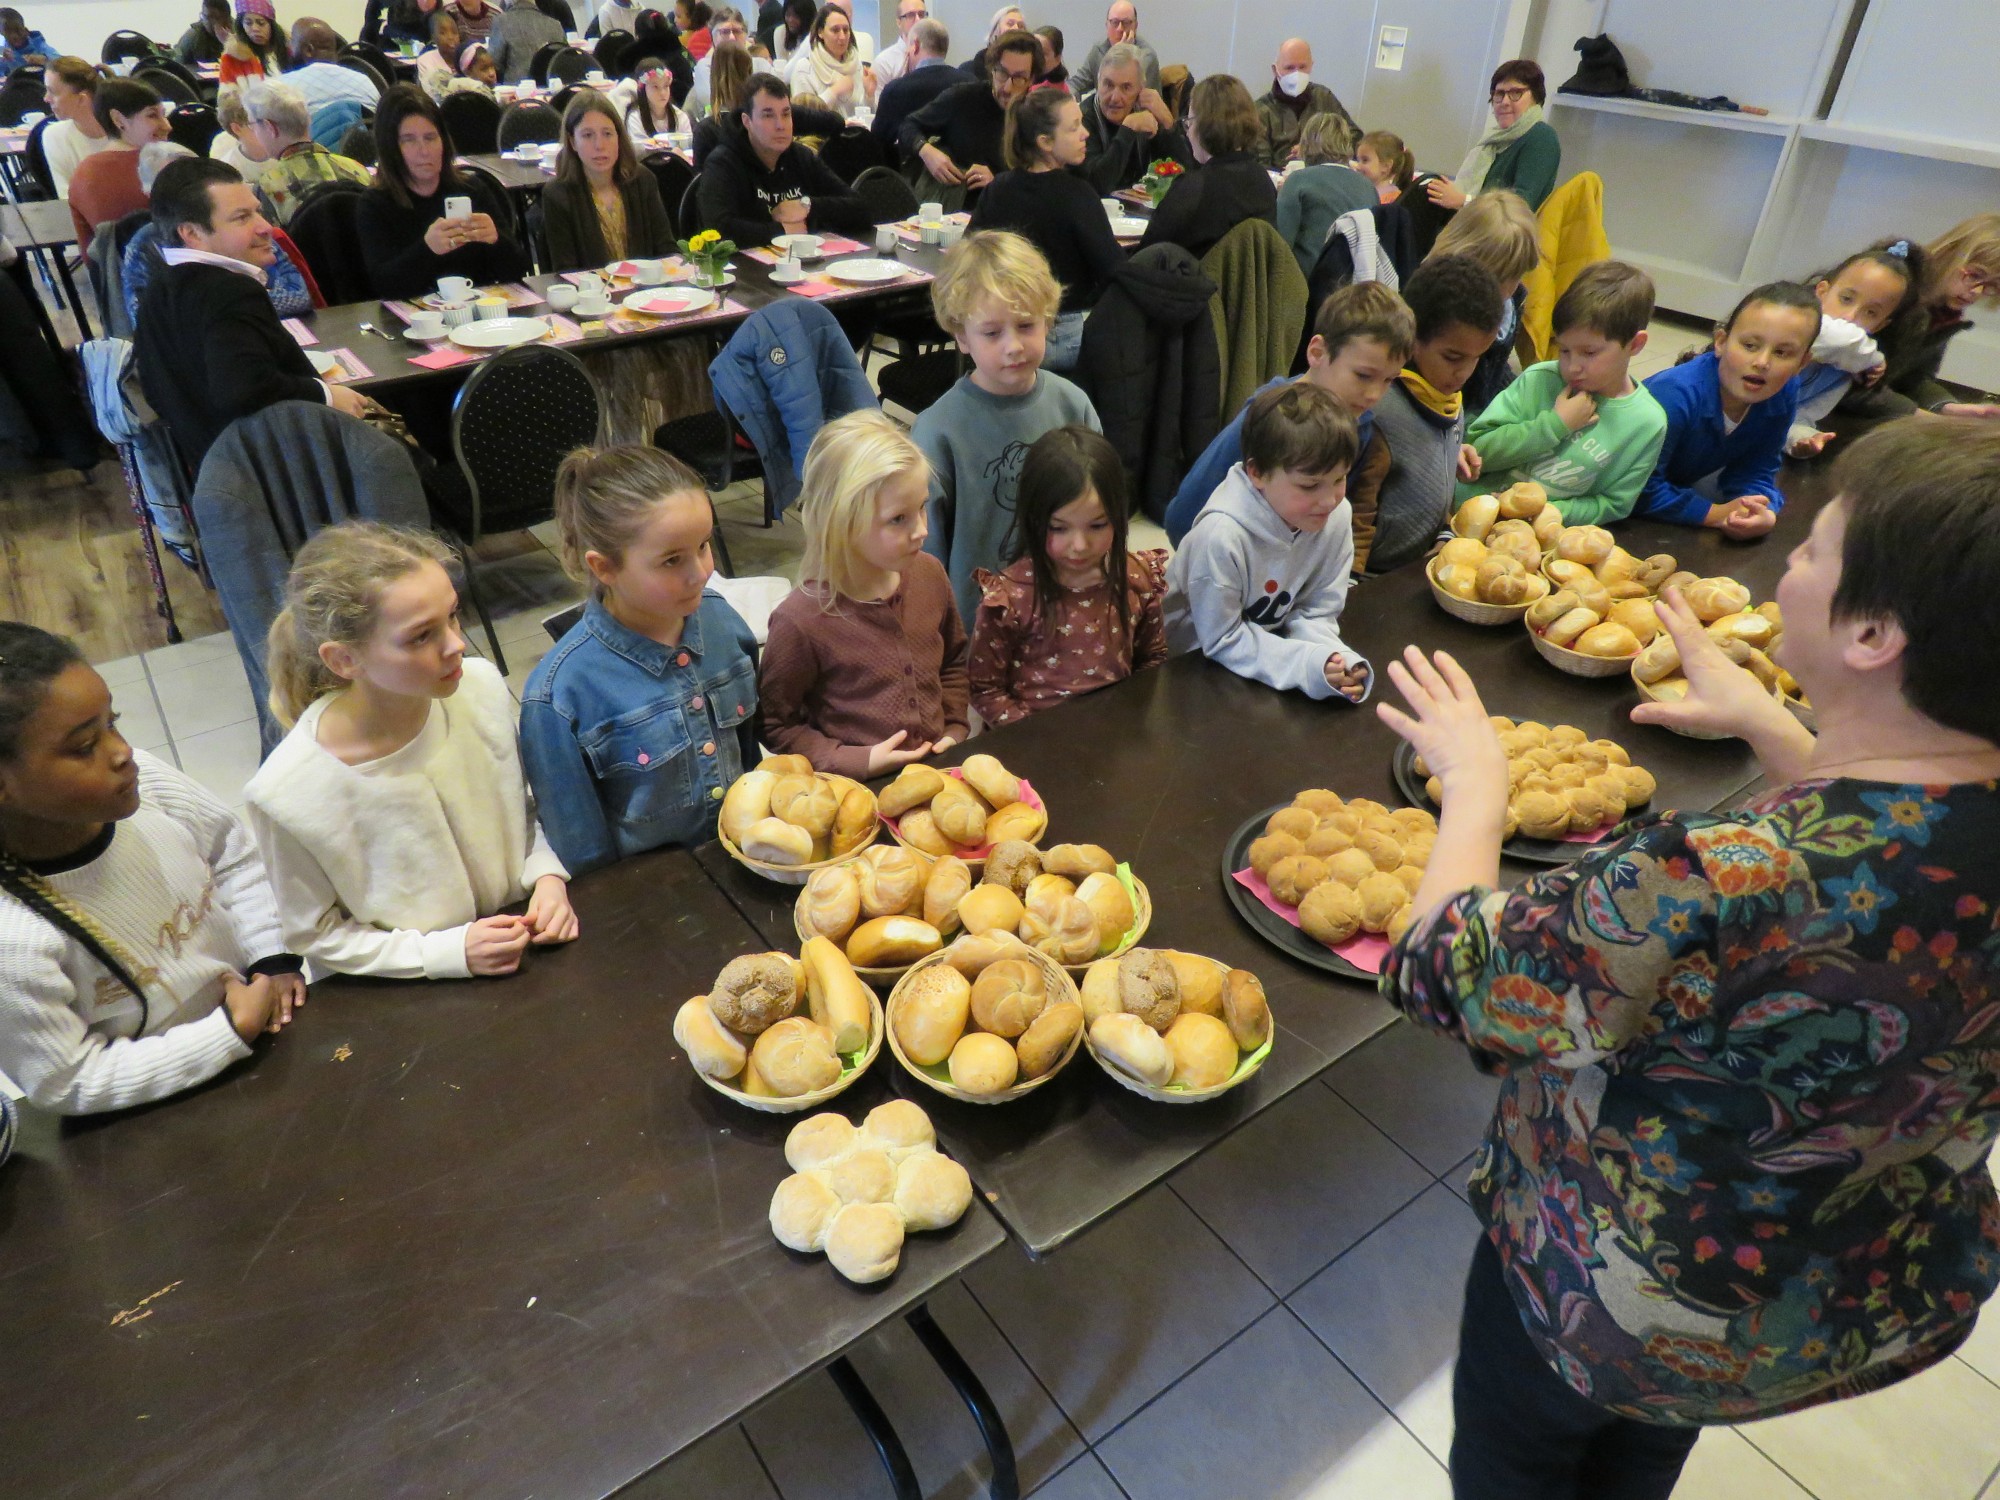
top-left (0, 624), bottom-right (299, 1114)
top-left (245, 523), bottom-right (578, 981)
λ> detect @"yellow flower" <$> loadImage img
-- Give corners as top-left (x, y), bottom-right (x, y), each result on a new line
top-left (690, 230), bottom-right (720, 252)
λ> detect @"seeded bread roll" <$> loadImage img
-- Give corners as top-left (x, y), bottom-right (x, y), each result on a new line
top-left (959, 753), bottom-right (1021, 808)
top-left (674, 996), bottom-right (748, 1079)
top-left (1090, 1012), bottom-right (1174, 1088)
top-left (1117, 948), bottom-right (1181, 1031)
top-left (893, 963), bottom-right (972, 1066)
top-left (707, 952), bottom-right (804, 1034)
top-left (1042, 842), bottom-right (1116, 879)
top-left (878, 763), bottom-right (946, 818)
top-left (1016, 999), bottom-right (1082, 1078)
top-left (825, 1201), bottom-right (905, 1283)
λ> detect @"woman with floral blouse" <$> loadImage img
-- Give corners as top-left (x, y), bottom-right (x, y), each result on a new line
top-left (1377, 416), bottom-right (2000, 1499)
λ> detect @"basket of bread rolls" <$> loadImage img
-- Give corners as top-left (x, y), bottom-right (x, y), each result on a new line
top-left (878, 754), bottom-right (1048, 866)
top-left (1628, 594), bottom-right (1792, 738)
top-left (1244, 792), bottom-right (1437, 950)
top-left (1427, 484), bottom-right (1557, 624)
top-left (794, 844), bottom-right (950, 982)
top-left (1081, 950), bottom-right (1273, 1103)
top-left (719, 755), bottom-right (880, 883)
top-left (768, 1101), bottom-right (974, 1284)
top-left (673, 941), bottom-right (884, 1113)
top-left (1412, 719), bottom-right (1655, 843)
top-left (1508, 523), bottom-right (1684, 677)
top-left (885, 932), bottom-right (1086, 1104)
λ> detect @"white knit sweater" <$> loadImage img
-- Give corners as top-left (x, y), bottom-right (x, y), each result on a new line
top-left (0, 751), bottom-right (284, 1114)
top-left (244, 659), bottom-right (568, 982)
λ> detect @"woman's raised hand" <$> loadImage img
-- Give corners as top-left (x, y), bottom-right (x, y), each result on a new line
top-left (1375, 646), bottom-right (1507, 807)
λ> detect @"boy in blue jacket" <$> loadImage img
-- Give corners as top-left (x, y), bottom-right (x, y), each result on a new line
top-left (1637, 282), bottom-right (1820, 538)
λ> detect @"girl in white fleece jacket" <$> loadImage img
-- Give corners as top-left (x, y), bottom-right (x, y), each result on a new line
top-left (245, 523), bottom-right (577, 982)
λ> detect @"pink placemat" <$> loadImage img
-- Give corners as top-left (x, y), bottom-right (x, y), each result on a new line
top-left (741, 235), bottom-right (866, 266)
top-left (283, 317), bottom-right (318, 347)
top-left (383, 283), bottom-right (544, 324)
top-left (787, 269), bottom-right (931, 299)
top-left (320, 348), bottom-right (371, 382)
top-left (1229, 866), bottom-right (1392, 974)
top-left (881, 772), bottom-right (1044, 862)
top-left (891, 212), bottom-right (971, 243)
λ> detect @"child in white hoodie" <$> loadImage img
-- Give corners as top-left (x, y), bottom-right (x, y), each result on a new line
top-left (1165, 382), bottom-right (1372, 702)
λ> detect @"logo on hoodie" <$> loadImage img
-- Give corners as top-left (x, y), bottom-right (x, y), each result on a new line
top-left (1242, 577), bottom-right (1293, 628)
top-left (983, 440), bottom-right (1032, 514)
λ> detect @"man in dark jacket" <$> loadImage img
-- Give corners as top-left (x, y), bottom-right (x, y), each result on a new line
top-left (871, 17), bottom-right (956, 164)
top-left (136, 157), bottom-right (366, 466)
top-left (1254, 38), bottom-right (1359, 169)
top-left (696, 74), bottom-right (874, 246)
top-left (1081, 42), bottom-right (1186, 193)
top-left (898, 27), bottom-right (1035, 197)
top-left (174, 0), bottom-right (233, 65)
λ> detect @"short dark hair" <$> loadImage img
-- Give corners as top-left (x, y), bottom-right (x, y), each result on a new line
top-left (1552, 259), bottom-right (1655, 344)
top-left (1721, 279), bottom-right (1822, 342)
top-left (94, 77), bottom-right (161, 135)
top-left (1314, 280), bottom-right (1416, 363)
top-left (1243, 381), bottom-right (1360, 478)
top-left (987, 26), bottom-right (1038, 72)
top-left (1832, 419), bottom-right (2000, 744)
top-left (150, 155), bottom-right (243, 243)
top-left (1490, 58), bottom-right (1545, 105)
top-left (1401, 254), bottom-right (1504, 344)
top-left (738, 71), bottom-right (790, 117)
top-left (0, 623), bottom-right (85, 762)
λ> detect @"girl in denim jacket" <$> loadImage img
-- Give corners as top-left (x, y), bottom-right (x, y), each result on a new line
top-left (520, 446), bottom-right (759, 875)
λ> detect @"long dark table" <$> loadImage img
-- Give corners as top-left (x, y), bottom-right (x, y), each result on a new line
top-left (697, 482), bottom-right (1827, 1254)
top-left (0, 848), bottom-right (1004, 1499)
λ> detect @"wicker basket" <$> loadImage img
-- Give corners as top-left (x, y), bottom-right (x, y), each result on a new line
top-left (1425, 557), bottom-right (1537, 626)
top-left (719, 774), bottom-right (879, 885)
top-left (1527, 618), bottom-right (1638, 679)
top-left (881, 769), bottom-right (1048, 869)
top-left (883, 946), bottom-right (1084, 1104)
top-left (1081, 953), bottom-right (1272, 1104)
top-left (692, 987), bottom-right (886, 1114)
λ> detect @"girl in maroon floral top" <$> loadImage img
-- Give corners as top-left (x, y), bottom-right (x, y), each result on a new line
top-left (968, 426), bottom-right (1169, 726)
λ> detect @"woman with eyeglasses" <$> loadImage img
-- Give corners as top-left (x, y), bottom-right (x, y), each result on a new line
top-left (1424, 58), bottom-right (1560, 213)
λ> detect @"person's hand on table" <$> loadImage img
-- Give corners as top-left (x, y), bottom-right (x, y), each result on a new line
top-left (1722, 496), bottom-right (1778, 538)
top-left (1425, 177), bottom-right (1467, 210)
top-left (465, 914), bottom-right (533, 975)
top-left (266, 971), bottom-right (307, 1027)
top-left (1630, 590), bottom-right (1812, 784)
top-left (1456, 442), bottom-right (1482, 482)
top-left (918, 143), bottom-right (964, 185)
top-left (964, 163), bottom-right (994, 190)
top-left (773, 197), bottom-right (810, 229)
top-left (1554, 385), bottom-right (1599, 433)
top-left (224, 973), bottom-right (281, 1041)
top-left (866, 729), bottom-right (934, 774)
top-left (525, 874), bottom-right (580, 945)
top-left (1324, 652), bottom-right (1369, 703)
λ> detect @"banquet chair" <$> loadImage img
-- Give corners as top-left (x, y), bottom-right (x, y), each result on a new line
top-left (440, 88), bottom-right (501, 154)
top-left (497, 100), bottom-right (563, 151)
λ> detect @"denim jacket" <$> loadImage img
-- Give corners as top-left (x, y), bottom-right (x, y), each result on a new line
top-left (519, 593), bottom-right (759, 875)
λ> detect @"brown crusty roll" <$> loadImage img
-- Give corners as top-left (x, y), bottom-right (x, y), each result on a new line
top-left (984, 841), bottom-right (1042, 895)
top-left (1016, 1000), bottom-right (1082, 1079)
top-left (707, 952), bottom-right (804, 1034)
top-left (1220, 969), bottom-right (1271, 1051)
top-left (1116, 948), bottom-right (1181, 1031)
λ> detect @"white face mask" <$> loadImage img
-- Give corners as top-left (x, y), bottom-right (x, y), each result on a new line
top-left (1277, 69), bottom-right (1310, 98)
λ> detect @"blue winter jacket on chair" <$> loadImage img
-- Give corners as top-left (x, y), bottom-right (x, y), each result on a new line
top-left (707, 299), bottom-right (877, 514)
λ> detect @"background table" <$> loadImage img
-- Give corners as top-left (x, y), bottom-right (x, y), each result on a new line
top-left (0, 848), bottom-right (1002, 1498)
top-left (2, 196), bottom-right (88, 325)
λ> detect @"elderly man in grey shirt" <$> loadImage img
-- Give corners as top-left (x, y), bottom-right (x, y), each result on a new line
top-left (1070, 0), bottom-right (1158, 98)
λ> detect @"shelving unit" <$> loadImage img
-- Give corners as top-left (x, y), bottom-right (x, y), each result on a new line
top-left (1552, 94), bottom-right (1797, 137)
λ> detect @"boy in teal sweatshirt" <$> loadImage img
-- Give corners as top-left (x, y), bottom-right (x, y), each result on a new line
top-left (1459, 260), bottom-right (1667, 526)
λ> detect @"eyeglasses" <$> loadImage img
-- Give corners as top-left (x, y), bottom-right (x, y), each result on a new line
top-left (1490, 86), bottom-right (1532, 103)
top-left (898, 5), bottom-right (926, 17)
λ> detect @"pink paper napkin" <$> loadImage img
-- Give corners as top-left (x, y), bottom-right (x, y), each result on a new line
top-left (786, 278), bottom-right (841, 298)
top-left (408, 346), bottom-right (477, 370)
top-left (1562, 823), bottom-right (1615, 845)
top-left (283, 317), bottom-right (317, 347)
top-left (1229, 866), bottom-right (1392, 974)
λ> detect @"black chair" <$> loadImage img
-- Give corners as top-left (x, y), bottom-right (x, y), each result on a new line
top-left (547, 46), bottom-right (595, 86)
top-left (22, 116), bottom-right (56, 199)
top-left (134, 63), bottom-right (201, 106)
top-left (820, 125), bottom-right (885, 184)
top-left (850, 163), bottom-right (917, 223)
top-left (0, 66), bottom-right (44, 127)
top-left (527, 41), bottom-right (566, 85)
top-left (166, 102), bottom-right (220, 155)
top-left (439, 88), bottom-right (501, 154)
top-left (100, 30), bottom-right (159, 66)
top-left (336, 52), bottom-right (391, 93)
top-left (593, 29), bottom-right (635, 75)
top-left (285, 182), bottom-right (373, 303)
top-left (549, 83), bottom-right (582, 115)
top-left (337, 120), bottom-right (378, 166)
top-left (542, 601), bottom-right (583, 642)
top-left (678, 172), bottom-right (705, 236)
top-left (447, 343), bottom-right (604, 670)
top-left (875, 348), bottom-right (962, 418)
top-left (341, 40), bottom-right (398, 83)
top-left (496, 99), bottom-right (563, 150)
top-left (651, 401), bottom-right (757, 575)
top-left (640, 149), bottom-right (693, 235)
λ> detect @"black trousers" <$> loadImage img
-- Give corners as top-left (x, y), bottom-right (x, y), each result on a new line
top-left (1451, 1235), bottom-right (1702, 1500)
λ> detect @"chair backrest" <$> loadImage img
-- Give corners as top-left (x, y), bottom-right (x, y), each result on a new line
top-left (337, 120), bottom-right (378, 166)
top-left (677, 171), bottom-right (705, 236)
top-left (439, 88), bottom-right (501, 154)
top-left (850, 164), bottom-right (917, 224)
top-left (640, 149), bottom-right (693, 234)
top-left (450, 343), bottom-right (604, 539)
top-left (23, 116), bottom-right (56, 198)
top-left (285, 182), bottom-right (373, 304)
top-left (549, 83), bottom-right (582, 115)
top-left (548, 46), bottom-right (595, 85)
top-left (337, 52), bottom-right (391, 92)
top-left (594, 29), bottom-right (634, 75)
top-left (0, 67), bottom-right (44, 127)
top-left (455, 159), bottom-right (522, 241)
top-left (100, 30), bottom-right (159, 66)
top-left (528, 41), bottom-right (566, 85)
top-left (496, 99), bottom-right (563, 150)
top-left (166, 102), bottom-right (220, 156)
top-left (819, 125), bottom-right (885, 184)
top-left (134, 63), bottom-right (200, 105)
top-left (341, 40), bottom-right (396, 80)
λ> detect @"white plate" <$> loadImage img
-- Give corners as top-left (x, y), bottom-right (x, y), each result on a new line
top-left (624, 286), bottom-right (717, 316)
top-left (1107, 214), bottom-right (1148, 238)
top-left (447, 316), bottom-right (549, 349)
top-left (823, 257), bottom-right (905, 284)
top-left (401, 325), bottom-right (448, 341)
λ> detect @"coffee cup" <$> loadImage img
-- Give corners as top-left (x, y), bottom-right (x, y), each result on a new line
top-left (585, 71), bottom-right (609, 85)
top-left (774, 254), bottom-right (804, 281)
top-left (875, 224), bottom-right (898, 253)
top-left (439, 299), bottom-right (476, 327)
top-left (574, 289), bottom-right (613, 316)
top-left (546, 282), bottom-right (580, 312)
top-left (1101, 197), bottom-right (1122, 218)
top-left (939, 221), bottom-right (964, 249)
top-left (475, 295), bottom-right (509, 319)
top-left (406, 310), bottom-right (446, 339)
top-left (780, 233), bottom-right (822, 260)
top-left (919, 200), bottom-right (943, 223)
top-left (437, 275), bottom-right (474, 302)
top-left (632, 258), bottom-right (666, 284)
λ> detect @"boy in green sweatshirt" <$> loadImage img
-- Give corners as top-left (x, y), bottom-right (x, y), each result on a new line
top-left (1459, 260), bottom-right (1668, 526)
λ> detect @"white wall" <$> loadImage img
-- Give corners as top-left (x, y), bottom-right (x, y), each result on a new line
top-left (35, 0), bottom-right (370, 60)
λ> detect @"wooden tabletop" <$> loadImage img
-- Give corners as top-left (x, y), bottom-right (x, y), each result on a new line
top-left (2, 197), bottom-right (75, 250)
top-left (0, 847), bottom-right (1003, 1499)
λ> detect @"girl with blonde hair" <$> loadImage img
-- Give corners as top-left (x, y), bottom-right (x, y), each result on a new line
top-left (245, 522), bottom-right (577, 982)
top-left (1428, 187), bottom-right (1543, 414)
top-left (758, 411), bottom-right (969, 776)
top-left (519, 446), bottom-right (758, 874)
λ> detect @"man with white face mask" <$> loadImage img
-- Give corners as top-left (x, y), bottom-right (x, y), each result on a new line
top-left (1256, 37), bottom-right (1356, 169)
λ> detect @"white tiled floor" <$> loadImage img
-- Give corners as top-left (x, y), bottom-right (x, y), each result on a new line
top-left (79, 312), bottom-right (2000, 1500)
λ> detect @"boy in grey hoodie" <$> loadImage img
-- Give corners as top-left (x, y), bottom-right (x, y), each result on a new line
top-left (1165, 383), bottom-right (1372, 701)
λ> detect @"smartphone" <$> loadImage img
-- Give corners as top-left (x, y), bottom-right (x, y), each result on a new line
top-left (444, 195), bottom-right (473, 222)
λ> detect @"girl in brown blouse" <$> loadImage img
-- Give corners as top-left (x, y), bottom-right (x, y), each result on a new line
top-left (968, 425), bottom-right (1168, 727)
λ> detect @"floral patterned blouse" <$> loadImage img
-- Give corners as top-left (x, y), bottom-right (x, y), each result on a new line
top-left (968, 550), bottom-right (1170, 727)
top-left (1382, 777), bottom-right (2000, 1424)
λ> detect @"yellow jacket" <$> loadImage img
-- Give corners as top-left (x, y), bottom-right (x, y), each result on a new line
top-left (1519, 171), bottom-right (1609, 362)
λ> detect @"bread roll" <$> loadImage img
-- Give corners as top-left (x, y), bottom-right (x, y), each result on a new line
top-left (897, 807), bottom-right (957, 857)
top-left (1434, 561), bottom-right (1481, 601)
top-left (1606, 597), bottom-right (1662, 644)
top-left (826, 1148), bottom-right (897, 1206)
top-left (1631, 552), bottom-right (1677, 588)
top-left (832, 783), bottom-right (876, 854)
top-left (708, 952), bottom-right (804, 1034)
top-left (1586, 773), bottom-right (1628, 819)
top-left (894, 963), bottom-right (972, 1065)
top-left (1526, 589), bottom-right (1578, 631)
top-left (930, 780), bottom-right (990, 847)
top-left (1633, 633), bottom-right (1680, 685)
top-left (802, 935), bottom-right (874, 1055)
top-left (940, 928), bottom-right (1026, 977)
top-left (1544, 558), bottom-right (1593, 592)
top-left (720, 770), bottom-right (776, 844)
top-left (1262, 808), bottom-right (1317, 844)
top-left (1248, 831), bottom-right (1304, 877)
top-left (1530, 504), bottom-right (1564, 546)
top-left (1708, 610), bottom-right (1776, 649)
top-left (958, 883), bottom-right (1026, 936)
top-left (1485, 571), bottom-right (1549, 606)
top-left (1016, 999), bottom-right (1083, 1078)
top-left (1594, 545), bottom-right (1641, 585)
top-left (1685, 576), bottom-right (1751, 622)
top-left (878, 763), bottom-right (946, 818)
top-left (894, 1152), bottom-right (973, 1231)
top-left (1475, 554), bottom-right (1526, 595)
top-left (1451, 493), bottom-right (1498, 540)
top-left (948, 1031), bottom-right (1019, 1094)
top-left (758, 753), bottom-right (814, 776)
top-left (769, 1171), bottom-right (842, 1253)
top-left (674, 996), bottom-right (748, 1079)
top-left (750, 1017), bottom-right (841, 1096)
top-left (1079, 959), bottom-right (1121, 1024)
top-left (1556, 524), bottom-right (1615, 565)
top-left (1486, 527), bottom-right (1545, 571)
top-left (1326, 848), bottom-right (1377, 888)
top-left (1659, 570), bottom-right (1700, 599)
top-left (1615, 763), bottom-right (1657, 805)
top-left (959, 753), bottom-right (1021, 808)
top-left (1575, 622), bottom-right (1641, 659)
top-left (1302, 824), bottom-right (1353, 860)
top-left (1090, 1012), bottom-right (1174, 1088)
top-left (1513, 788), bottom-right (1570, 840)
top-left (825, 1201), bottom-right (905, 1283)
top-left (1356, 828), bottom-right (1403, 872)
top-left (1564, 783), bottom-right (1610, 831)
top-left (1497, 480), bottom-right (1548, 519)
top-left (1165, 1012), bottom-right (1240, 1090)
top-left (1267, 854), bottom-right (1330, 907)
top-left (742, 816), bottom-right (815, 866)
top-left (1144, 954), bottom-right (1216, 1021)
top-left (1221, 970), bottom-right (1270, 1051)
top-left (1437, 536), bottom-right (1488, 569)
top-left (861, 1098), bottom-right (934, 1158)
top-left (1075, 872), bottom-right (1136, 953)
top-left (785, 1111), bottom-right (859, 1171)
top-left (984, 801), bottom-right (1048, 846)
top-left (1299, 880), bottom-right (1363, 946)
top-left (857, 845), bottom-right (928, 918)
top-left (1355, 872), bottom-right (1407, 935)
top-left (1117, 948), bottom-right (1181, 1031)
top-left (1042, 843), bottom-right (1117, 880)
top-left (1755, 599), bottom-right (1784, 632)
top-left (770, 773), bottom-right (837, 836)
top-left (1543, 607), bottom-right (1599, 648)
top-left (1591, 738), bottom-right (1631, 766)
top-left (924, 856), bottom-right (973, 936)
top-left (847, 915), bottom-right (943, 967)
top-left (1023, 895), bottom-right (1101, 966)
top-left (803, 864), bottom-right (862, 943)
top-left (1023, 872), bottom-right (1078, 913)
top-left (1571, 578), bottom-right (1613, 617)
top-left (970, 956), bottom-right (1048, 1037)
